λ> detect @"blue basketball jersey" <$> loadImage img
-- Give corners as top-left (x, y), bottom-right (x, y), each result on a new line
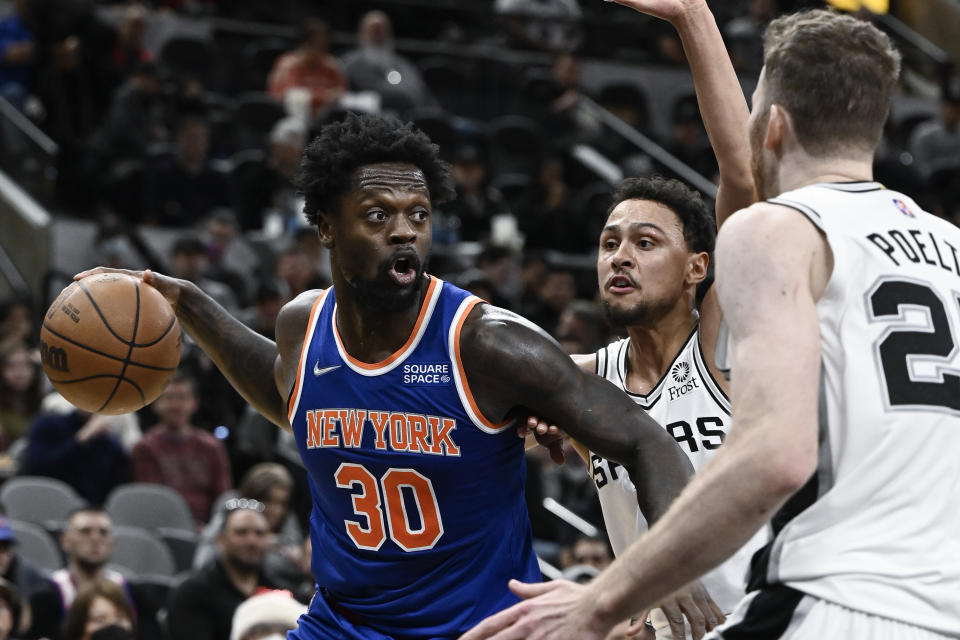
top-left (287, 277), bottom-right (540, 640)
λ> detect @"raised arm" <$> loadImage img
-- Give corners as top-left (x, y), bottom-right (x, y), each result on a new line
top-left (75, 268), bottom-right (290, 428)
top-left (461, 304), bottom-right (692, 524)
top-left (460, 204), bottom-right (827, 640)
top-left (609, 0), bottom-right (756, 225)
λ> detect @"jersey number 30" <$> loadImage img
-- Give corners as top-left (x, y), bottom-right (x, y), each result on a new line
top-left (335, 463), bottom-right (444, 551)
top-left (868, 279), bottom-right (960, 413)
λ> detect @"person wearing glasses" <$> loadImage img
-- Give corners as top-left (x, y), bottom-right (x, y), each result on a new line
top-left (166, 500), bottom-right (282, 640)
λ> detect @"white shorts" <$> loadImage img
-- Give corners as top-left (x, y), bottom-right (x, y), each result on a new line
top-left (708, 586), bottom-right (954, 640)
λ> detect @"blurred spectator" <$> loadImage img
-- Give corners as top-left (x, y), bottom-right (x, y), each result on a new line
top-left (562, 534), bottom-right (613, 571)
top-left (142, 111), bottom-right (230, 227)
top-left (107, 3), bottom-right (153, 86)
top-left (86, 61), bottom-right (165, 176)
top-left (131, 372), bottom-right (232, 525)
top-left (0, 342), bottom-right (42, 449)
top-left (235, 117), bottom-right (307, 233)
top-left (29, 0), bottom-right (115, 145)
top-left (156, 0), bottom-right (217, 14)
top-left (194, 464), bottom-right (303, 583)
top-left (453, 269), bottom-right (497, 305)
top-left (28, 509), bottom-right (132, 640)
top-left (61, 580), bottom-right (134, 640)
top-left (0, 518), bottom-right (42, 637)
top-left (555, 299), bottom-right (607, 354)
top-left (23, 409), bottom-right (130, 505)
top-left (0, 298), bottom-right (33, 352)
top-left (166, 503), bottom-right (279, 640)
top-left (266, 18), bottom-right (345, 119)
top-left (0, 578), bottom-right (22, 640)
top-left (664, 95), bottom-right (717, 181)
top-left (340, 11), bottom-right (435, 118)
top-left (290, 226), bottom-right (331, 283)
top-left (275, 247), bottom-right (326, 299)
top-left (542, 53), bottom-right (601, 149)
top-left (229, 590), bottom-right (305, 640)
top-left (475, 244), bottom-right (516, 307)
top-left (560, 563), bottom-right (598, 584)
top-left (520, 265), bottom-right (577, 335)
top-left (0, 0), bottom-right (35, 110)
top-left (238, 282), bottom-right (283, 342)
top-left (40, 392), bottom-right (141, 452)
top-left (724, 0), bottom-right (776, 75)
top-left (517, 157), bottom-right (582, 252)
top-left (909, 81), bottom-right (960, 182)
top-left (494, 0), bottom-right (583, 53)
top-left (518, 251), bottom-right (548, 310)
top-left (444, 144), bottom-right (510, 241)
top-left (202, 211), bottom-right (252, 308)
top-left (167, 235), bottom-right (238, 313)
top-left (0, 515), bottom-right (48, 598)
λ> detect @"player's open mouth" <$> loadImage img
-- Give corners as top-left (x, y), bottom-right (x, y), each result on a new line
top-left (607, 274), bottom-right (636, 294)
top-left (389, 256), bottom-right (417, 286)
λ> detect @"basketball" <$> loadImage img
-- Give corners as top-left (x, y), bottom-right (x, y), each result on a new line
top-left (39, 272), bottom-right (181, 415)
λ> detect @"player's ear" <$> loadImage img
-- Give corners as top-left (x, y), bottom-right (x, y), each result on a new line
top-left (316, 210), bottom-right (335, 249)
top-left (686, 251), bottom-right (709, 286)
top-left (766, 104), bottom-right (789, 153)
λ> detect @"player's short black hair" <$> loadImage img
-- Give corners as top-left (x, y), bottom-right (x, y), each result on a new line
top-left (608, 176), bottom-right (715, 254)
top-left (295, 112), bottom-right (455, 226)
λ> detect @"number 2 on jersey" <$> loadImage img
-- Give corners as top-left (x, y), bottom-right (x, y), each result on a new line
top-left (867, 278), bottom-right (960, 412)
top-left (334, 463), bottom-right (444, 551)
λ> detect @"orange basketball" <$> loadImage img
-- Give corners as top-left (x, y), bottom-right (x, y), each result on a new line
top-left (39, 273), bottom-right (181, 415)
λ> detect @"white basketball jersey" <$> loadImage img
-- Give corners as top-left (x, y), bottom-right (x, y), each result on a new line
top-left (756, 182), bottom-right (960, 636)
top-left (590, 329), bottom-right (768, 616)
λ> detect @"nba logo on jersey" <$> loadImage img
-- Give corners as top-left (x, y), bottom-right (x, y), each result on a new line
top-left (893, 198), bottom-right (915, 218)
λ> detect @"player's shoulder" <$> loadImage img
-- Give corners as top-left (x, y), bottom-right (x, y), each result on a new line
top-left (718, 201), bottom-right (824, 257)
top-left (461, 301), bottom-right (552, 344)
top-left (458, 301), bottom-right (568, 372)
top-left (275, 288), bottom-right (327, 345)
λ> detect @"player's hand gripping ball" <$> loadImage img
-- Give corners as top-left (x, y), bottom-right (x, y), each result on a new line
top-left (39, 273), bottom-right (181, 414)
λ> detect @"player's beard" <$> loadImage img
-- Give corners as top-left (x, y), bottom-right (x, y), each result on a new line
top-left (601, 295), bottom-right (675, 328)
top-left (353, 254), bottom-right (427, 313)
top-left (750, 107), bottom-right (772, 200)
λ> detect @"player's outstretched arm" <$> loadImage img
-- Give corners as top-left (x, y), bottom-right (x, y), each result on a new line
top-left (75, 267), bottom-right (288, 428)
top-left (606, 0), bottom-right (755, 225)
top-left (460, 205), bottom-right (826, 640)
top-left (460, 304), bottom-right (693, 524)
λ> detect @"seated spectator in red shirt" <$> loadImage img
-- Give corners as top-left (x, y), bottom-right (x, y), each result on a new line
top-left (267, 18), bottom-right (345, 118)
top-left (131, 372), bottom-right (232, 525)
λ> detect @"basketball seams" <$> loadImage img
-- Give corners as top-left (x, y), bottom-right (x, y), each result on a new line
top-left (132, 315), bottom-right (177, 347)
top-left (97, 281), bottom-right (142, 412)
top-left (76, 278), bottom-right (136, 347)
top-left (44, 373), bottom-right (146, 403)
top-left (40, 322), bottom-right (177, 372)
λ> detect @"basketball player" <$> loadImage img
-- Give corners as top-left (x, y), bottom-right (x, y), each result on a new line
top-left (525, 1), bottom-right (762, 637)
top-left (462, 8), bottom-right (960, 640)
top-left (78, 113), bottom-right (696, 639)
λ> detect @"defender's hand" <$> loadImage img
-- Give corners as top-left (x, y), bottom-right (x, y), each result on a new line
top-left (656, 580), bottom-right (724, 640)
top-left (460, 579), bottom-right (615, 640)
top-left (519, 415), bottom-right (566, 465)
